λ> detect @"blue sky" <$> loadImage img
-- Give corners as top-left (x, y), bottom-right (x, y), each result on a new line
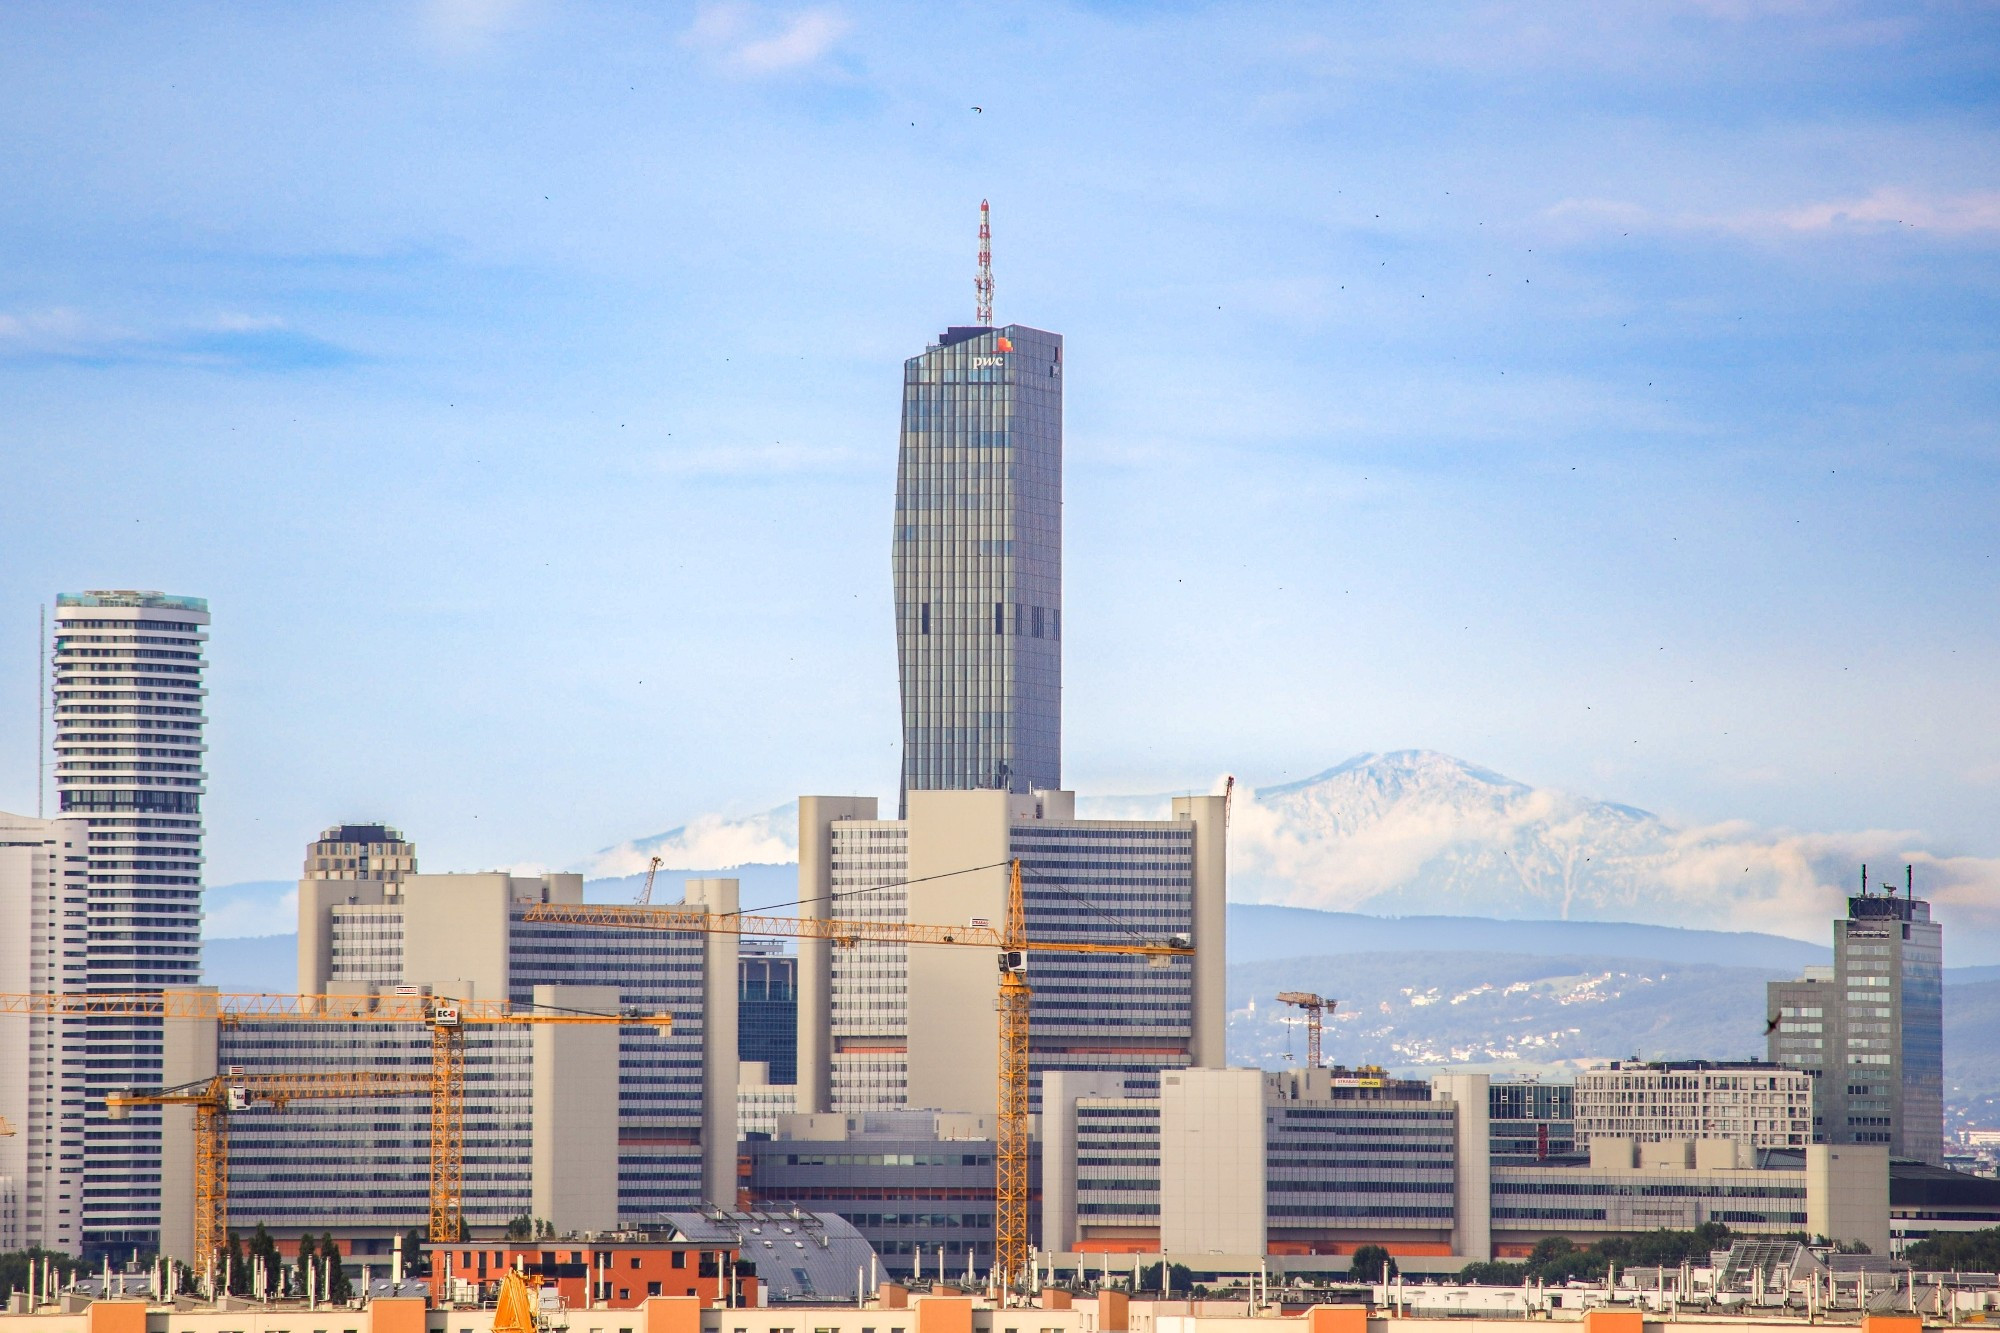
top-left (1, 0), bottom-right (1996, 890)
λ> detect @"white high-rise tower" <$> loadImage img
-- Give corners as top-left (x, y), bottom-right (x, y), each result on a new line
top-left (51, 590), bottom-right (208, 1259)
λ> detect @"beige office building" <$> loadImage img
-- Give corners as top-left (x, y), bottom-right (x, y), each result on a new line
top-left (164, 863), bottom-right (741, 1256)
top-left (794, 789), bottom-right (1227, 1120)
top-left (0, 811), bottom-right (90, 1254)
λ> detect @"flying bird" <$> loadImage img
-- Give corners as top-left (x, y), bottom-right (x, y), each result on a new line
top-left (1765, 1014), bottom-right (1782, 1035)
top-left (971, 105), bottom-right (983, 113)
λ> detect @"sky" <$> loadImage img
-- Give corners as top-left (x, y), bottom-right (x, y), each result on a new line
top-left (1, 0), bottom-right (1996, 898)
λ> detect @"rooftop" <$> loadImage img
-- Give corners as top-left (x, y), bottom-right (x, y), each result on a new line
top-left (56, 590), bottom-right (208, 613)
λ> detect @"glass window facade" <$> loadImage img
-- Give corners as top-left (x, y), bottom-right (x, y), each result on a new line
top-left (894, 324), bottom-right (1063, 809)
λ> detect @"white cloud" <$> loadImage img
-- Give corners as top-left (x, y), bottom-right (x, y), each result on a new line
top-left (582, 804), bottom-right (799, 878)
top-left (684, 3), bottom-right (849, 75)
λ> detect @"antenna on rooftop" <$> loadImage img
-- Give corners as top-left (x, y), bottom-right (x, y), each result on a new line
top-left (975, 199), bottom-right (994, 326)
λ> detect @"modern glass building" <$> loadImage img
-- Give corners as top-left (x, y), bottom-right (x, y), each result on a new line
top-left (738, 942), bottom-right (797, 1086)
top-left (893, 323), bottom-right (1063, 809)
top-left (1768, 876), bottom-right (1945, 1165)
top-left (51, 589), bottom-right (209, 1260)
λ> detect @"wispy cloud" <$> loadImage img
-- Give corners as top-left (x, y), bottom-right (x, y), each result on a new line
top-left (0, 307), bottom-right (360, 371)
top-left (1547, 188), bottom-right (2000, 241)
top-left (684, 3), bottom-right (851, 74)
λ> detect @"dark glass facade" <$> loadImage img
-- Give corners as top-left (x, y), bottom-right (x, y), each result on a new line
top-left (739, 950), bottom-right (798, 1085)
top-left (894, 323), bottom-right (1063, 809)
top-left (1767, 888), bottom-right (1944, 1165)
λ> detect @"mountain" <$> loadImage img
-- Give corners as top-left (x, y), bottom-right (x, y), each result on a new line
top-left (1228, 903), bottom-right (1830, 970)
top-left (1227, 751), bottom-right (2000, 959)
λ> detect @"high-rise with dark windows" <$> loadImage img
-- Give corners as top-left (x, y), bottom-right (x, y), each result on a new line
top-left (893, 321), bottom-right (1063, 809)
top-left (1768, 871), bottom-right (1944, 1165)
top-left (50, 589), bottom-right (209, 1259)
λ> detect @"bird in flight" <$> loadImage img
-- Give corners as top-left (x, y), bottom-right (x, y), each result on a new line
top-left (1764, 1014), bottom-right (1781, 1035)
top-left (971, 105), bottom-right (983, 113)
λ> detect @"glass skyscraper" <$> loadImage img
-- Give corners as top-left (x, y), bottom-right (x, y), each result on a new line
top-left (1768, 875), bottom-right (1944, 1165)
top-left (893, 323), bottom-right (1063, 808)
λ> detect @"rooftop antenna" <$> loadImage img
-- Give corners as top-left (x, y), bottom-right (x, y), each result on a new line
top-left (975, 199), bottom-right (994, 326)
top-left (1907, 864), bottom-right (1913, 901)
top-left (1860, 864), bottom-right (1867, 896)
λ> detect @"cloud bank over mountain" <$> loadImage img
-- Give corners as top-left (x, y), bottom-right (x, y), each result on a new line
top-left (215, 752), bottom-right (1999, 961)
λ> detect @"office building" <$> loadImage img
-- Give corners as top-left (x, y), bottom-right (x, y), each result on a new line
top-left (1036, 1069), bottom-right (1889, 1265)
top-left (0, 811), bottom-right (90, 1254)
top-left (51, 589), bottom-right (209, 1260)
top-left (1769, 875), bottom-right (1945, 1164)
top-left (793, 789), bottom-right (1226, 1120)
top-left (302, 823), bottom-right (416, 887)
top-left (1488, 1080), bottom-right (1577, 1164)
top-left (743, 1110), bottom-right (1030, 1280)
top-left (1574, 1061), bottom-right (1813, 1151)
top-left (166, 870), bottom-right (741, 1255)
top-left (893, 319), bottom-right (1064, 807)
top-left (739, 941), bottom-right (797, 1085)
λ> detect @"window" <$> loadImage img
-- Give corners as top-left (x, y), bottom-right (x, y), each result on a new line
top-left (648, 1283), bottom-right (662, 1297)
top-left (994, 603), bottom-right (1004, 635)
top-left (920, 604), bottom-right (930, 635)
top-left (672, 1252), bottom-right (687, 1269)
top-left (631, 1257), bottom-right (642, 1269)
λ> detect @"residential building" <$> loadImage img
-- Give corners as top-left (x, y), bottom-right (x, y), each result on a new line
top-left (0, 811), bottom-right (90, 1254)
top-left (893, 320), bottom-right (1064, 808)
top-left (51, 589), bottom-right (209, 1261)
top-left (1769, 874), bottom-right (1945, 1164)
top-left (742, 1110), bottom-right (1030, 1280)
top-left (794, 789), bottom-right (1226, 1120)
top-left (1574, 1061), bottom-right (1814, 1150)
top-left (163, 871), bottom-right (742, 1255)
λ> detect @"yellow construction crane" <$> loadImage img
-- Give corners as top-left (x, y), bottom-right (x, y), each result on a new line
top-left (1275, 991), bottom-right (1334, 1069)
top-left (0, 990), bottom-right (670, 1254)
top-left (108, 1070), bottom-right (432, 1270)
top-left (639, 854), bottom-right (663, 906)
top-left (521, 859), bottom-right (1192, 1298)
top-left (0, 1115), bottom-right (14, 1136)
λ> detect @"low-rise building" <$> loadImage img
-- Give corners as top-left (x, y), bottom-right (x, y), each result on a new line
top-left (1573, 1061), bottom-right (1813, 1150)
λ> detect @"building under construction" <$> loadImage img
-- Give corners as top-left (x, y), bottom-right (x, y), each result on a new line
top-left (150, 870), bottom-right (745, 1261)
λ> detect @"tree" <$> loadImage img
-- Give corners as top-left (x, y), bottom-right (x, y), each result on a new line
top-left (0, 1249), bottom-right (78, 1301)
top-left (1349, 1245), bottom-right (1398, 1283)
top-left (400, 1229), bottom-right (430, 1278)
top-left (1904, 1227), bottom-right (2000, 1272)
top-left (225, 1231), bottom-right (251, 1296)
top-left (245, 1225), bottom-right (283, 1299)
top-left (294, 1234), bottom-right (318, 1297)
top-left (322, 1234), bottom-right (353, 1304)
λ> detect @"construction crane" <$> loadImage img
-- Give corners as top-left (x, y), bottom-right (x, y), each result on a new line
top-left (0, 990), bottom-right (670, 1254)
top-left (520, 859), bottom-right (1192, 1299)
top-left (1275, 991), bottom-right (1334, 1069)
top-left (638, 854), bottom-right (663, 906)
top-left (108, 1070), bottom-right (431, 1271)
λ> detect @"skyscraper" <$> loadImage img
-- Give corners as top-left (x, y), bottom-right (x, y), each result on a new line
top-left (893, 209), bottom-right (1063, 807)
top-left (50, 589), bottom-right (208, 1258)
top-left (1769, 869), bottom-right (1944, 1165)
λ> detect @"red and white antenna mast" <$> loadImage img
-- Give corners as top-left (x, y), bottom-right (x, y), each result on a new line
top-left (975, 199), bottom-right (994, 326)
